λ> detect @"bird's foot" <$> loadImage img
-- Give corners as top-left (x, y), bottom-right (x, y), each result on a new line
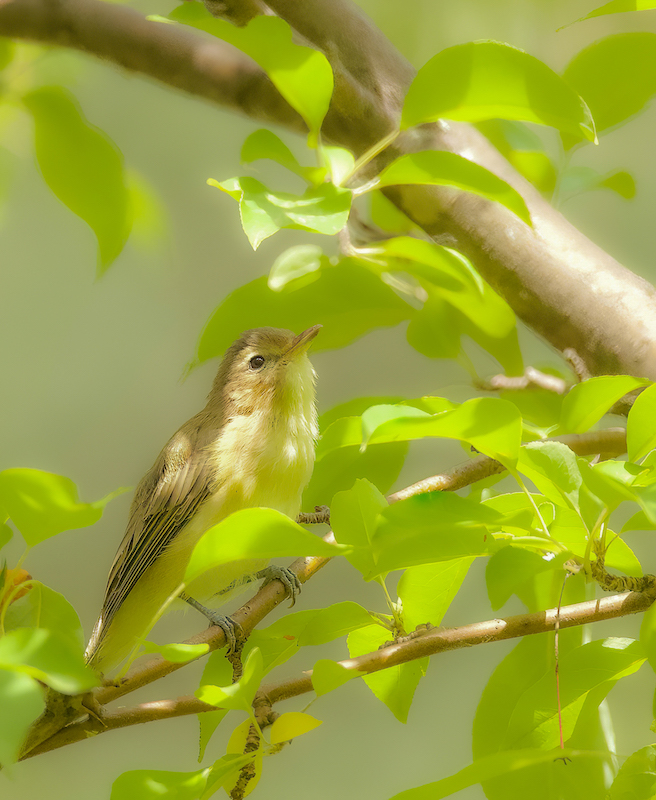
top-left (255, 565), bottom-right (302, 607)
top-left (204, 611), bottom-right (244, 655)
top-left (181, 592), bottom-right (244, 654)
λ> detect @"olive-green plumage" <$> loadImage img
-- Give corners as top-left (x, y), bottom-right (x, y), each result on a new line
top-left (85, 326), bottom-right (320, 674)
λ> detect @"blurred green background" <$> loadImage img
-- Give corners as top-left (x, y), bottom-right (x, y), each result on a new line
top-left (2, 0), bottom-right (656, 797)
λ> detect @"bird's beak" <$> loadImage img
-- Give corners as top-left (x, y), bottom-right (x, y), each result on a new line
top-left (287, 325), bottom-right (322, 357)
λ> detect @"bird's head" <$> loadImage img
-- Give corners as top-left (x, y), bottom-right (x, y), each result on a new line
top-left (210, 326), bottom-right (321, 422)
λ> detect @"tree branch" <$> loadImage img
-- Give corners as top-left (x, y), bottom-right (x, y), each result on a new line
top-left (24, 587), bottom-right (655, 758)
top-left (21, 426), bottom-right (632, 759)
top-left (2, 0), bottom-right (656, 377)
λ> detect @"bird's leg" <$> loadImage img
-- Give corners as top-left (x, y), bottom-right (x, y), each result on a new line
top-left (253, 565), bottom-right (302, 607)
top-left (180, 591), bottom-right (243, 654)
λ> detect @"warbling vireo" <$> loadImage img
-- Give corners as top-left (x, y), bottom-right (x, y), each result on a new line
top-left (85, 325), bottom-right (320, 674)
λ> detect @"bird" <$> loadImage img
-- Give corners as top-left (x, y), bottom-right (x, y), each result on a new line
top-left (84, 325), bottom-right (320, 675)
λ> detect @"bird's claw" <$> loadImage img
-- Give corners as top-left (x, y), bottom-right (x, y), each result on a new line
top-left (204, 611), bottom-right (244, 655)
top-left (258, 565), bottom-right (302, 607)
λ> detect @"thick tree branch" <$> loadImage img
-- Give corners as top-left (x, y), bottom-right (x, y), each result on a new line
top-left (2, 0), bottom-right (656, 377)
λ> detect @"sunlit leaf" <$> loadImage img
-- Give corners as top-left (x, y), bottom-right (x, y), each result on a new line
top-left (0, 468), bottom-right (123, 546)
top-left (270, 711), bottom-right (322, 743)
top-left (311, 659), bottom-right (359, 696)
top-left (567, 0), bottom-right (656, 27)
top-left (185, 509), bottom-right (345, 584)
top-left (331, 479), bottom-right (388, 577)
top-left (398, 558), bottom-right (474, 630)
top-left (369, 492), bottom-right (499, 577)
top-left (628, 384), bottom-right (656, 462)
top-left (23, 86), bottom-right (132, 274)
top-left (169, 5), bottom-right (333, 143)
top-left (558, 375), bottom-right (648, 434)
top-left (4, 583), bottom-right (86, 652)
top-left (362, 397), bottom-right (522, 468)
top-left (268, 245), bottom-right (323, 292)
top-left (143, 641), bottom-right (209, 664)
top-left (402, 41), bottom-right (595, 142)
top-left (193, 259), bottom-right (412, 366)
top-left (241, 129), bottom-right (322, 183)
top-left (197, 648), bottom-right (263, 712)
top-left (562, 33), bottom-right (656, 139)
top-left (377, 151), bottom-right (531, 225)
top-left (608, 744), bottom-right (656, 800)
top-left (559, 166), bottom-right (636, 201)
top-left (348, 625), bottom-right (427, 723)
top-left (110, 767), bottom-right (209, 800)
top-left (0, 628), bottom-right (98, 694)
top-left (209, 176), bottom-right (351, 249)
top-left (388, 748), bottom-right (591, 800)
top-left (0, 671), bottom-right (45, 767)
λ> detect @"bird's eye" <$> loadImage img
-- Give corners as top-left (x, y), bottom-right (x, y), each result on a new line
top-left (249, 355), bottom-right (265, 370)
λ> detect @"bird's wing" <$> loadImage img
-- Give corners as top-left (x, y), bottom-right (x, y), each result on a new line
top-left (97, 417), bottom-right (218, 632)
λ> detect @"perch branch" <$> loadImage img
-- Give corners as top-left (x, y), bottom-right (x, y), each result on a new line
top-left (25, 587), bottom-right (655, 757)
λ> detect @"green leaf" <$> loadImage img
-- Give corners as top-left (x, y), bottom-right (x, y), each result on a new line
top-left (269, 711), bottom-right (322, 744)
top-left (516, 441), bottom-right (583, 510)
top-left (201, 754), bottom-right (255, 800)
top-left (143, 641), bottom-right (209, 664)
top-left (397, 558), bottom-right (474, 630)
top-left (608, 745), bottom-right (656, 800)
top-left (485, 546), bottom-right (556, 611)
top-left (321, 145), bottom-right (355, 186)
top-left (197, 652), bottom-right (233, 761)
top-left (375, 237), bottom-right (484, 293)
top-left (377, 151), bottom-right (531, 225)
top-left (0, 670), bottom-right (45, 767)
top-left (197, 648), bottom-right (263, 712)
top-left (304, 436), bottom-right (408, 511)
top-left (628, 384), bottom-right (656, 462)
top-left (241, 129), bottom-right (322, 184)
top-left (476, 119), bottom-right (556, 194)
top-left (0, 522), bottom-right (12, 550)
top-left (194, 259), bottom-right (412, 365)
top-left (388, 748), bottom-right (591, 800)
top-left (23, 86), bottom-right (132, 273)
top-left (559, 166), bottom-right (636, 201)
top-left (4, 583), bottom-right (86, 652)
top-left (331, 479), bottom-right (388, 577)
top-left (478, 637), bottom-right (644, 753)
top-left (0, 628), bottom-right (98, 694)
top-left (362, 397), bottom-right (522, 468)
top-left (568, 0), bottom-right (656, 26)
top-left (402, 41), bottom-right (596, 142)
top-left (169, 6), bottom-right (333, 143)
top-left (110, 767), bottom-right (209, 800)
top-left (562, 33), bottom-right (656, 137)
top-left (185, 508), bottom-right (345, 584)
top-left (209, 176), bottom-right (351, 249)
top-left (559, 375), bottom-right (647, 434)
top-left (0, 468), bottom-right (119, 546)
top-left (297, 601), bottom-right (375, 646)
top-left (348, 625), bottom-right (427, 723)
top-left (311, 659), bottom-right (359, 696)
top-left (369, 492), bottom-right (499, 578)
top-left (268, 245), bottom-right (323, 291)
top-left (640, 600), bottom-right (656, 674)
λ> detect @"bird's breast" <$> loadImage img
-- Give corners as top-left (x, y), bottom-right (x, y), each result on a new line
top-left (207, 408), bottom-right (316, 521)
